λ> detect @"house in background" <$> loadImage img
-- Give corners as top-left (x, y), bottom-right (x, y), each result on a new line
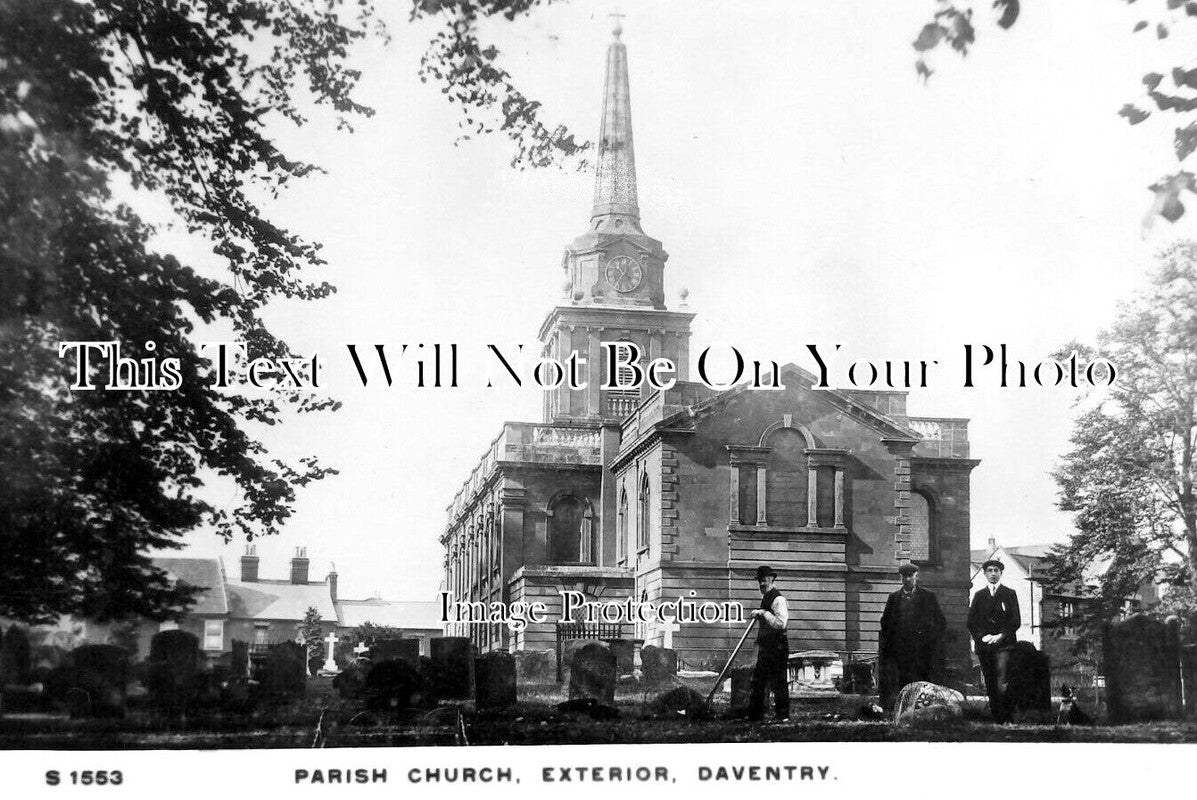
top-left (970, 538), bottom-right (1158, 691)
top-left (336, 596), bottom-right (442, 656)
top-left (16, 547), bottom-right (441, 663)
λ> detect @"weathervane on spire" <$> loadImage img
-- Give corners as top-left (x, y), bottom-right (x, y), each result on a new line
top-left (610, 11), bottom-right (625, 38)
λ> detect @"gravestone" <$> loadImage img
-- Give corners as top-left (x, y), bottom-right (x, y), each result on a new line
top-left (262, 641), bottom-right (306, 700)
top-left (640, 645), bottom-right (677, 686)
top-left (1005, 641), bottom-right (1051, 718)
top-left (729, 666), bottom-right (753, 714)
top-left (371, 639), bottom-right (420, 667)
top-left (1, 625), bottom-right (32, 686)
top-left (514, 649), bottom-right (554, 683)
top-left (559, 639), bottom-right (602, 684)
top-left (605, 639), bottom-right (635, 676)
top-left (146, 630), bottom-right (201, 712)
top-left (567, 642), bottom-right (616, 706)
top-left (650, 685), bottom-right (709, 718)
top-left (430, 637), bottom-right (473, 699)
top-left (333, 657), bottom-right (371, 700)
top-left (474, 651), bottom-right (517, 709)
top-left (1105, 614), bottom-right (1183, 723)
top-left (230, 640), bottom-right (250, 680)
top-left (363, 659), bottom-right (425, 711)
top-left (64, 644), bottom-right (130, 718)
top-left (893, 681), bottom-right (964, 725)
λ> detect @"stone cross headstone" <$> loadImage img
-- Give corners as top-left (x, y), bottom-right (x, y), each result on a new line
top-left (474, 651), bottom-right (517, 709)
top-left (659, 620), bottom-right (680, 649)
top-left (354, 642), bottom-right (370, 657)
top-left (430, 637), bottom-right (474, 699)
top-left (567, 642), bottom-right (616, 705)
top-left (321, 631), bottom-right (340, 672)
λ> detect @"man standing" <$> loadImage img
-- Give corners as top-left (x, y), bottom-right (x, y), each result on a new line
top-left (748, 564), bottom-right (789, 722)
top-left (968, 558), bottom-right (1021, 723)
top-left (878, 562), bottom-right (945, 711)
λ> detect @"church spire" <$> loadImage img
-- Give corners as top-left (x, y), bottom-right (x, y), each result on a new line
top-left (591, 21), bottom-right (640, 231)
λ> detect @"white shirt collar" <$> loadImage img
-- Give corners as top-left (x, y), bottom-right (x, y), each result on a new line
top-left (989, 583), bottom-right (1002, 594)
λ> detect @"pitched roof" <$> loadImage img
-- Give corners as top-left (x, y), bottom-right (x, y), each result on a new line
top-left (152, 557), bottom-right (228, 615)
top-left (225, 579), bottom-right (337, 622)
top-left (336, 599), bottom-right (442, 631)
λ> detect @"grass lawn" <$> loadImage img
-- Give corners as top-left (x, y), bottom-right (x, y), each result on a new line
top-left (2, 675), bottom-right (1194, 748)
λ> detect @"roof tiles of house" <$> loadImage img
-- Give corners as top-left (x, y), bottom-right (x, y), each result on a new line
top-left (336, 599), bottom-right (442, 630)
top-left (152, 558), bottom-right (228, 615)
top-left (225, 579), bottom-right (337, 621)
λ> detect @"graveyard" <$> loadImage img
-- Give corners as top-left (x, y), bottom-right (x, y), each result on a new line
top-left (1, 623), bottom-right (1195, 748)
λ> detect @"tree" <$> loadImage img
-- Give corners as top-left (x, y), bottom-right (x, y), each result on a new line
top-left (0, 0), bottom-right (380, 624)
top-left (297, 605), bottom-right (325, 661)
top-left (341, 621), bottom-right (405, 652)
top-left (1046, 241), bottom-right (1197, 623)
top-left (912, 0), bottom-right (1197, 224)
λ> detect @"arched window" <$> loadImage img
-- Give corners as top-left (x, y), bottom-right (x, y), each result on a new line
top-left (618, 488), bottom-right (629, 562)
top-left (910, 491), bottom-right (934, 563)
top-left (548, 495), bottom-right (595, 565)
top-left (765, 428), bottom-right (808, 527)
top-left (637, 473), bottom-right (651, 552)
top-left (604, 340), bottom-right (640, 417)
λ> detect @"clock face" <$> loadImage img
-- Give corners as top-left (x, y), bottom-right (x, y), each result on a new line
top-left (605, 256), bottom-right (643, 293)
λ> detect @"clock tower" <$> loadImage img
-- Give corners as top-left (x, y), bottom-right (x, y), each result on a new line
top-left (539, 23), bottom-right (694, 423)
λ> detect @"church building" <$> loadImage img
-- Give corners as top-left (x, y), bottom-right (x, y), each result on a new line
top-left (442, 25), bottom-right (979, 679)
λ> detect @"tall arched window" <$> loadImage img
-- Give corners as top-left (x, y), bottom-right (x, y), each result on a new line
top-left (637, 473), bottom-right (651, 552)
top-left (618, 488), bottom-right (629, 562)
top-left (765, 428), bottom-right (808, 527)
top-left (548, 495), bottom-right (595, 565)
top-left (910, 491), bottom-right (934, 563)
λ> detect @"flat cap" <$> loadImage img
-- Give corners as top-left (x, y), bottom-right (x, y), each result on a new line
top-left (897, 563), bottom-right (919, 576)
top-left (755, 565), bottom-right (777, 580)
top-left (981, 558), bottom-right (1005, 571)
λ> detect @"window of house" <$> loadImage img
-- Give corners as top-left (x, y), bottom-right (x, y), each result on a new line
top-left (254, 623), bottom-right (270, 646)
top-left (909, 491), bottom-right (934, 563)
top-left (1061, 601), bottom-right (1077, 637)
top-left (618, 488), bottom-right (629, 561)
top-left (548, 494), bottom-right (595, 565)
top-left (203, 619), bottom-right (224, 651)
top-left (637, 473), bottom-right (651, 552)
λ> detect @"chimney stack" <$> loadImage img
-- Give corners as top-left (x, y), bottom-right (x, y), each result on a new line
top-left (291, 547), bottom-right (310, 584)
top-left (327, 562), bottom-right (338, 603)
top-left (987, 537), bottom-right (997, 551)
top-left (240, 544), bottom-right (259, 582)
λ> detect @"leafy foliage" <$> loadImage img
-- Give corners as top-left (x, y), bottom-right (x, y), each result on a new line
top-left (409, 0), bottom-right (590, 170)
top-left (914, 0), bottom-right (1197, 224)
top-left (0, 0), bottom-right (380, 623)
top-left (297, 605), bottom-right (325, 659)
top-left (1045, 241), bottom-right (1197, 623)
top-left (340, 621), bottom-right (406, 651)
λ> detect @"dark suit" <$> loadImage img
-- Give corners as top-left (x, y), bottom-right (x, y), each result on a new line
top-left (878, 587), bottom-right (945, 709)
top-left (967, 584), bottom-right (1020, 723)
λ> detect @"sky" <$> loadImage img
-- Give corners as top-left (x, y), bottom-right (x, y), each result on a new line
top-left (148, 0), bottom-right (1197, 602)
